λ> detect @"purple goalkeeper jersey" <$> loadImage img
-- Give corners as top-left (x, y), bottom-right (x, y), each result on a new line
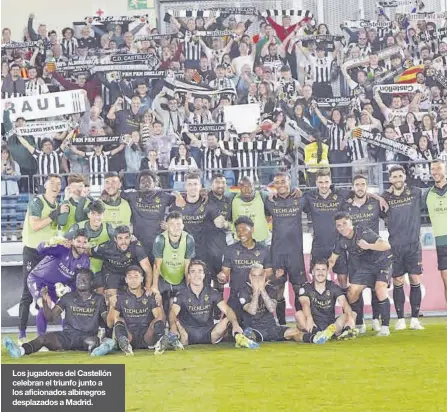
top-left (27, 243), bottom-right (90, 301)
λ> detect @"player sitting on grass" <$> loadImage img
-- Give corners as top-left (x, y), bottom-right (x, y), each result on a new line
top-left (91, 265), bottom-right (168, 356)
top-left (296, 260), bottom-right (358, 341)
top-left (169, 260), bottom-right (259, 348)
top-left (4, 269), bottom-right (108, 358)
top-left (240, 264), bottom-right (336, 344)
top-left (27, 229), bottom-right (90, 337)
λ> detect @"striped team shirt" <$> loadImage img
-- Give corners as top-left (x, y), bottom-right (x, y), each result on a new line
top-left (202, 147), bottom-right (223, 181)
top-left (32, 148), bottom-right (62, 186)
top-left (84, 151), bottom-right (112, 186)
top-left (182, 35), bottom-right (202, 62)
top-left (25, 79), bottom-right (49, 96)
top-left (170, 157), bottom-right (196, 182)
top-left (325, 121), bottom-right (346, 152)
top-left (308, 55), bottom-right (333, 84)
top-left (347, 136), bottom-right (368, 161)
top-left (61, 38), bottom-right (78, 57)
top-left (222, 139), bottom-right (280, 183)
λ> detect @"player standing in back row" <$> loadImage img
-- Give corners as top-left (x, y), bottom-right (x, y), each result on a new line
top-left (381, 166), bottom-right (425, 331)
top-left (265, 172), bottom-right (307, 325)
top-left (426, 160), bottom-right (447, 307)
top-left (340, 175), bottom-right (382, 332)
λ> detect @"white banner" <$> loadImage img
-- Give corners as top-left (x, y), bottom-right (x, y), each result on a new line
top-left (353, 128), bottom-right (418, 159)
top-left (224, 104), bottom-right (260, 134)
top-left (14, 121), bottom-right (72, 136)
top-left (373, 83), bottom-right (425, 93)
top-left (2, 90), bottom-right (86, 121)
top-left (407, 12), bottom-right (447, 21)
top-left (343, 46), bottom-right (401, 70)
top-left (378, 0), bottom-right (414, 7)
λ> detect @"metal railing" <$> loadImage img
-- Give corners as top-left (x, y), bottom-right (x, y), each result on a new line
top-left (1, 159), bottom-right (439, 241)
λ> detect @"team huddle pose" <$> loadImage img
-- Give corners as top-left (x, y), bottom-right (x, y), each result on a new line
top-left (4, 159), bottom-right (447, 358)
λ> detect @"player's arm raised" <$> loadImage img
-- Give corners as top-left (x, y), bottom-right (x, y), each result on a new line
top-left (169, 303), bottom-right (181, 336)
top-left (217, 301), bottom-right (243, 334)
top-left (298, 295), bottom-right (315, 333)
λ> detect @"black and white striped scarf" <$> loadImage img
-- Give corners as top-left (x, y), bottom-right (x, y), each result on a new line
top-left (167, 9), bottom-right (220, 18)
top-left (262, 10), bottom-right (314, 20)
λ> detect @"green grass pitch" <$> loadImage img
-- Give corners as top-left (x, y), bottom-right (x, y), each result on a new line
top-left (2, 318), bottom-right (447, 412)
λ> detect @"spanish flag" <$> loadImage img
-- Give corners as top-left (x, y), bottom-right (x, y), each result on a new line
top-left (396, 65), bottom-right (424, 84)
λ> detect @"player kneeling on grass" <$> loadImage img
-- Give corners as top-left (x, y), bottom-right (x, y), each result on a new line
top-left (4, 269), bottom-right (107, 358)
top-left (239, 264), bottom-right (334, 344)
top-left (169, 260), bottom-right (258, 348)
top-left (296, 260), bottom-right (358, 341)
top-left (27, 230), bottom-right (91, 337)
top-left (91, 266), bottom-right (168, 356)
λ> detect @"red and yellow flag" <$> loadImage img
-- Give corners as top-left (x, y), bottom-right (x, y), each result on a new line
top-left (396, 65), bottom-right (424, 84)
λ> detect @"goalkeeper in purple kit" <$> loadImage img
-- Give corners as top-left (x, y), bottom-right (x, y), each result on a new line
top-left (27, 229), bottom-right (90, 337)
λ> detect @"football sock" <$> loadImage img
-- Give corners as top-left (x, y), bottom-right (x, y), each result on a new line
top-left (378, 298), bottom-right (391, 327)
top-left (351, 298), bottom-right (364, 326)
top-left (105, 326), bottom-right (113, 339)
top-left (213, 290), bottom-right (224, 320)
top-left (371, 290), bottom-right (380, 320)
top-left (302, 332), bottom-right (316, 343)
top-left (22, 341), bottom-right (36, 355)
top-left (393, 284), bottom-right (405, 319)
top-left (410, 283), bottom-right (421, 318)
top-left (276, 299), bottom-right (286, 326)
top-left (114, 321), bottom-right (127, 342)
top-left (153, 320), bottom-right (165, 342)
top-left (36, 309), bottom-right (47, 336)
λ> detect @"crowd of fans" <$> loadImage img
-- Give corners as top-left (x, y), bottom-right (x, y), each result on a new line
top-left (2, 4), bottom-right (447, 357)
top-left (1, 5), bottom-right (447, 195)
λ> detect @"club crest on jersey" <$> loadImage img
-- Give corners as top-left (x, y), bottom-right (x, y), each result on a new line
top-left (368, 204), bottom-right (373, 210)
top-left (125, 299), bottom-right (129, 305)
top-left (333, 194), bottom-right (338, 200)
top-left (255, 251), bottom-right (260, 257)
top-left (326, 290), bottom-right (330, 296)
top-left (293, 200), bottom-right (298, 205)
top-left (405, 189), bottom-right (411, 195)
top-left (237, 250), bottom-right (240, 256)
top-left (204, 294), bottom-right (209, 302)
top-left (199, 205), bottom-right (205, 213)
top-left (155, 197), bottom-right (161, 203)
top-left (172, 253), bottom-right (178, 259)
top-left (142, 298), bottom-right (148, 305)
top-left (187, 298), bottom-right (192, 303)
top-left (126, 252), bottom-right (131, 258)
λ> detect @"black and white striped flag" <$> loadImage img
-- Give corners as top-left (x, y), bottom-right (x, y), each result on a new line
top-left (262, 9), bottom-right (314, 20)
top-left (166, 10), bottom-right (220, 18)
